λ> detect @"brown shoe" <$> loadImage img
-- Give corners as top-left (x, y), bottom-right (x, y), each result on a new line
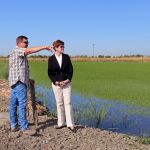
top-left (11, 127), bottom-right (20, 132)
top-left (22, 129), bottom-right (36, 136)
top-left (54, 125), bottom-right (66, 129)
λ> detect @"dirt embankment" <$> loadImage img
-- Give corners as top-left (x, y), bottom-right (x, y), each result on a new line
top-left (0, 79), bottom-right (150, 150)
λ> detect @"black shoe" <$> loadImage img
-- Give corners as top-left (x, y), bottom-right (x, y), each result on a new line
top-left (68, 127), bottom-right (76, 133)
top-left (54, 125), bottom-right (66, 129)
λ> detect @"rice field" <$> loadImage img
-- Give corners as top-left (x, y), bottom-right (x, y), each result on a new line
top-left (1, 59), bottom-right (150, 108)
top-left (0, 59), bottom-right (8, 79)
top-left (72, 61), bottom-right (150, 108)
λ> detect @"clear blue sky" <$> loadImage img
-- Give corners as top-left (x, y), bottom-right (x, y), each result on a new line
top-left (0, 0), bottom-right (150, 56)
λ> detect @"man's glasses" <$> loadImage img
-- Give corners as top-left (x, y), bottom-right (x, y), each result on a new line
top-left (23, 41), bottom-right (29, 44)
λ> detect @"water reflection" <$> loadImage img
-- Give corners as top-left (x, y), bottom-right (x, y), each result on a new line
top-left (36, 86), bottom-right (150, 137)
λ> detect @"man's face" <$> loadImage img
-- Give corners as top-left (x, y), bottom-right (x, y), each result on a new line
top-left (18, 38), bottom-right (29, 48)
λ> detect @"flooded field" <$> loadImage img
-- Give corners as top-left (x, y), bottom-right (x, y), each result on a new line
top-left (36, 86), bottom-right (150, 137)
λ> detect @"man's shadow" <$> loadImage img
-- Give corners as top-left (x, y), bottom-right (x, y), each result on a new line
top-left (34, 118), bottom-right (57, 132)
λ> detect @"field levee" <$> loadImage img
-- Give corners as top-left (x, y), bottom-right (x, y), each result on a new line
top-left (1, 56), bottom-right (150, 62)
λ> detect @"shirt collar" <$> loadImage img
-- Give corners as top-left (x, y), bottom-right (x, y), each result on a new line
top-left (55, 53), bottom-right (62, 58)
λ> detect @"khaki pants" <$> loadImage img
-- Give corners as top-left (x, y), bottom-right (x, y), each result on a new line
top-left (52, 83), bottom-right (74, 127)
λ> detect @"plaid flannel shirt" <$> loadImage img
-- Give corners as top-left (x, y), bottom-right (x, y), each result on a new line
top-left (9, 46), bottom-right (29, 87)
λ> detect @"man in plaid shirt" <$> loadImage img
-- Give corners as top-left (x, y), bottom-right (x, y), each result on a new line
top-left (9, 35), bottom-right (52, 135)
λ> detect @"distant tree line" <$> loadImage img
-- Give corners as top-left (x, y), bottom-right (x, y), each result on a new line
top-left (0, 55), bottom-right (9, 58)
top-left (98, 54), bottom-right (144, 58)
top-left (72, 54), bottom-right (144, 58)
top-left (0, 54), bottom-right (146, 58)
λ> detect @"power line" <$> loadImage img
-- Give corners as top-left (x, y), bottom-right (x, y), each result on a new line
top-left (92, 43), bottom-right (95, 57)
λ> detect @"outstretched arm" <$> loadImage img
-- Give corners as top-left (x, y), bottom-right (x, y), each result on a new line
top-left (24, 45), bottom-right (53, 55)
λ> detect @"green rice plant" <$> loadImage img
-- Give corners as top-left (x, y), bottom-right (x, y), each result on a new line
top-left (138, 136), bottom-right (150, 145)
top-left (96, 106), bottom-right (108, 127)
top-left (83, 101), bottom-right (108, 127)
top-left (74, 107), bottom-right (83, 124)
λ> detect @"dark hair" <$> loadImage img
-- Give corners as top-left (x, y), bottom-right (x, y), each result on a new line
top-left (16, 35), bottom-right (28, 44)
top-left (53, 40), bottom-right (64, 50)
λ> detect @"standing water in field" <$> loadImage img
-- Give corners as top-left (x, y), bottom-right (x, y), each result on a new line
top-left (36, 86), bottom-right (150, 137)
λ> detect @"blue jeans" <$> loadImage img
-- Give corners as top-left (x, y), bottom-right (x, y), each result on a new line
top-left (10, 81), bottom-right (29, 130)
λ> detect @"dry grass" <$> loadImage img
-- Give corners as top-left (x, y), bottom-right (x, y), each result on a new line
top-left (71, 57), bottom-right (150, 62)
top-left (28, 56), bottom-right (150, 62)
top-left (1, 56), bottom-right (150, 62)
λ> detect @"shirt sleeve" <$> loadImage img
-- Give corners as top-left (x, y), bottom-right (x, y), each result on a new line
top-left (14, 47), bottom-right (26, 57)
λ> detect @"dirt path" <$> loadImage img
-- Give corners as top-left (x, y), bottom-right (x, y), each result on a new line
top-left (0, 79), bottom-right (149, 150)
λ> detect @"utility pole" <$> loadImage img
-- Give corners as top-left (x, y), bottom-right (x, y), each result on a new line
top-left (92, 43), bottom-right (95, 57)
